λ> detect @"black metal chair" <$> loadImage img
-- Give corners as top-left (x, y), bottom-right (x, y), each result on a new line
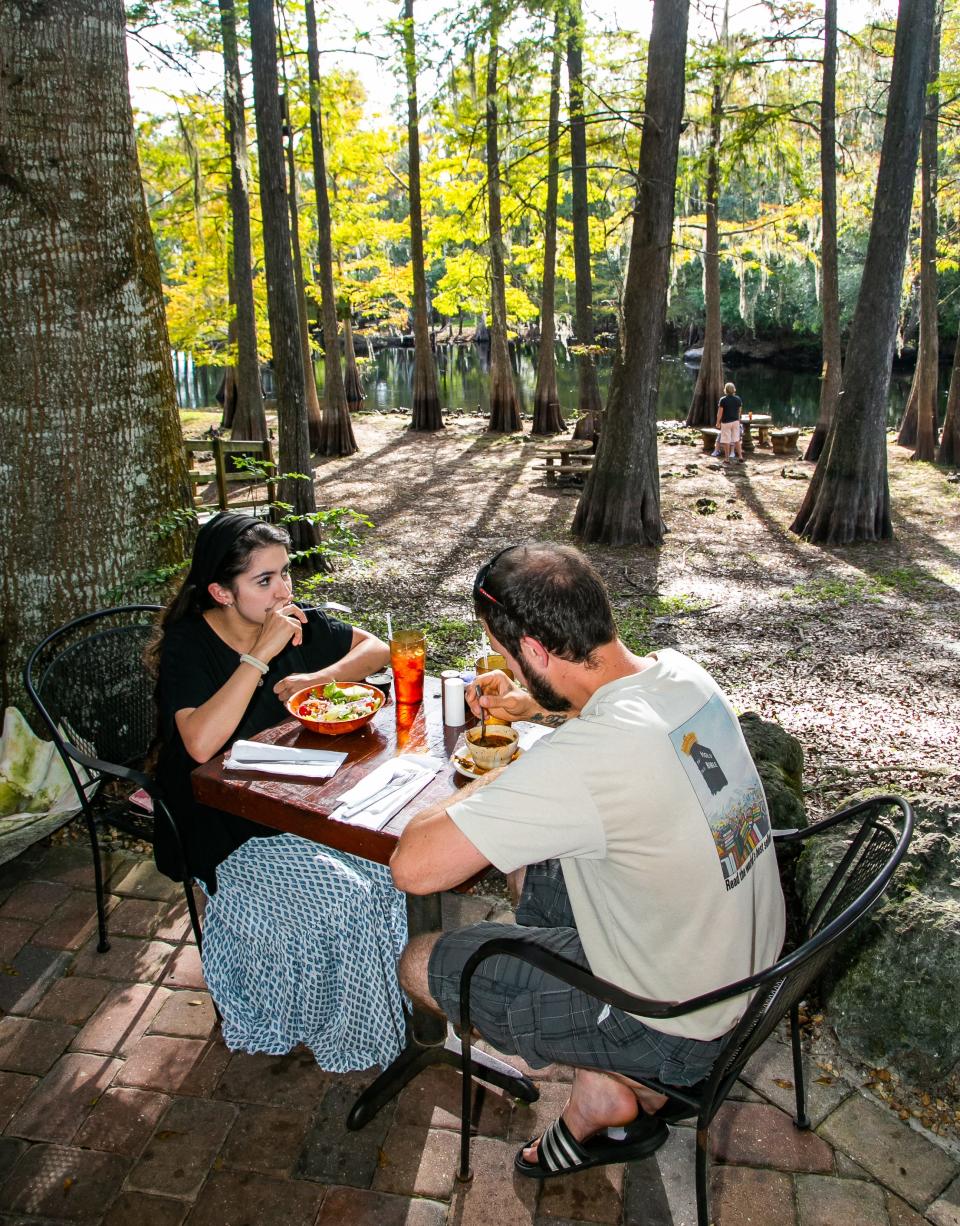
top-left (23, 605), bottom-right (203, 955)
top-left (455, 794), bottom-right (914, 1225)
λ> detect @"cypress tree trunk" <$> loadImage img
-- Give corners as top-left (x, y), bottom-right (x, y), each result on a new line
top-left (248, 0), bottom-right (320, 547)
top-left (685, 72), bottom-right (725, 428)
top-left (304, 0), bottom-right (357, 456)
top-left (567, 0), bottom-right (602, 440)
top-left (573, 0), bottom-right (689, 545)
top-left (342, 315), bottom-right (365, 410)
top-left (806, 0), bottom-right (841, 463)
top-left (222, 261), bottom-right (238, 429)
top-left (0, 0), bottom-right (191, 709)
top-left (532, 6), bottom-right (565, 438)
top-left (912, 2), bottom-right (941, 463)
top-left (897, 369), bottom-right (919, 448)
top-left (792, 0), bottom-right (935, 544)
top-left (403, 0), bottom-right (443, 431)
top-left (937, 329), bottom-right (960, 465)
top-left (218, 0), bottom-right (266, 443)
top-left (485, 0), bottom-right (522, 434)
top-left (282, 94), bottom-right (323, 450)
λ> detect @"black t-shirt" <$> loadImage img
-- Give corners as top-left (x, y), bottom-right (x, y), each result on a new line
top-left (155, 609), bottom-right (354, 890)
top-left (719, 394), bottom-right (742, 423)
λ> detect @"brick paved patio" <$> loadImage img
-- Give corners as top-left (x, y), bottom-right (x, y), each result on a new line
top-left (0, 840), bottom-right (957, 1225)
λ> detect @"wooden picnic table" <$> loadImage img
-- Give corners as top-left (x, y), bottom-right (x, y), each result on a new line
top-left (700, 414), bottom-right (774, 454)
top-left (531, 437), bottom-right (595, 484)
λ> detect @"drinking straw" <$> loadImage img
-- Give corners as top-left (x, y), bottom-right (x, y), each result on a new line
top-left (386, 611), bottom-right (393, 642)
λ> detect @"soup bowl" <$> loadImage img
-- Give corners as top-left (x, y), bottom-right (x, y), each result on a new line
top-left (465, 724), bottom-right (519, 771)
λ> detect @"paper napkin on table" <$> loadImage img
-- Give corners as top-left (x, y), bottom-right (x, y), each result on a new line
top-left (329, 755), bottom-right (444, 831)
top-left (223, 740), bottom-right (347, 779)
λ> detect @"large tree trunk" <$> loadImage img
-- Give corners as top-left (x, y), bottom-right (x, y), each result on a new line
top-left (573, 0), bottom-right (689, 545)
top-left (282, 95), bottom-right (323, 450)
top-left (0, 0), bottom-right (191, 709)
top-left (805, 0), bottom-right (841, 463)
top-left (912, 3), bottom-right (941, 462)
top-left (248, 0), bottom-right (320, 547)
top-left (791, 0), bottom-right (935, 544)
top-left (685, 73), bottom-right (725, 427)
top-left (304, 1), bottom-right (357, 457)
top-left (218, 0), bottom-right (266, 443)
top-left (485, 0), bottom-right (522, 434)
top-left (937, 329), bottom-right (960, 465)
top-left (403, 0), bottom-right (443, 431)
top-left (532, 7), bottom-right (565, 438)
top-left (567, 0), bottom-right (602, 440)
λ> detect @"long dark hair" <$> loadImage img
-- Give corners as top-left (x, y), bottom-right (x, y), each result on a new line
top-left (147, 517), bottom-right (291, 672)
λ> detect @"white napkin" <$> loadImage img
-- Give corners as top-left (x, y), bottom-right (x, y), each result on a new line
top-left (224, 740), bottom-right (347, 778)
top-left (329, 755), bottom-right (444, 830)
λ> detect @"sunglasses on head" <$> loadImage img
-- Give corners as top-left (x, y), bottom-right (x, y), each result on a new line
top-left (473, 544), bottom-right (520, 610)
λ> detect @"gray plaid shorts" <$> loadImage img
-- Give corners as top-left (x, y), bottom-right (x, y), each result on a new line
top-left (427, 860), bottom-right (724, 1086)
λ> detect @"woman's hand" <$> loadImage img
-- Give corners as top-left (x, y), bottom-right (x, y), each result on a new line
top-left (272, 626), bottom-right (389, 703)
top-left (274, 669), bottom-right (330, 703)
top-left (250, 603), bottom-right (307, 663)
top-left (467, 670), bottom-right (538, 723)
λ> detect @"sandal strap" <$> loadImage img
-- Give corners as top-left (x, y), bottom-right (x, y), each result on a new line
top-left (538, 1116), bottom-right (590, 1174)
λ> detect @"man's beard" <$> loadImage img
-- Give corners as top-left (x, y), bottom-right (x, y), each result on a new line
top-left (523, 660), bottom-right (571, 713)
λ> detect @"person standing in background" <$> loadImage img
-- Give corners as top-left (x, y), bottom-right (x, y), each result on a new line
top-left (716, 382), bottom-right (743, 462)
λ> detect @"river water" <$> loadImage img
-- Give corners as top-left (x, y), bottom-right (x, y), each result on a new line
top-left (174, 343), bottom-right (915, 427)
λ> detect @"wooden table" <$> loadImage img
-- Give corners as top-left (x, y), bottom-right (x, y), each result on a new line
top-left (531, 437), bottom-right (594, 485)
top-left (192, 678), bottom-right (537, 1129)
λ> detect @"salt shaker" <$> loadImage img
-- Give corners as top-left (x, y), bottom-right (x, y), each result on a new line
top-left (440, 669), bottom-right (460, 723)
top-left (443, 675), bottom-right (466, 726)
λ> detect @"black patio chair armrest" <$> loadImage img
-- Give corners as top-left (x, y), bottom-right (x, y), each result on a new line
top-left (457, 935), bottom-right (791, 1031)
top-left (772, 794), bottom-right (911, 845)
top-left (62, 743), bottom-right (149, 789)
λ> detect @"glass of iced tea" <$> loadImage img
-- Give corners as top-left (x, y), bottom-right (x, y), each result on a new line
top-left (474, 651), bottom-right (513, 680)
top-left (390, 630), bottom-right (426, 704)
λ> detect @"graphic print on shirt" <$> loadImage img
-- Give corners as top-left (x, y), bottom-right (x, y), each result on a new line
top-left (669, 695), bottom-right (771, 890)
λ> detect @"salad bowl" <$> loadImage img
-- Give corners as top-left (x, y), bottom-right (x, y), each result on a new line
top-left (286, 681), bottom-right (384, 736)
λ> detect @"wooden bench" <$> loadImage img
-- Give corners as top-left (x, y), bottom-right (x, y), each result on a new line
top-left (184, 437), bottom-right (277, 512)
top-left (532, 459), bottom-right (594, 484)
top-left (771, 427), bottom-right (800, 456)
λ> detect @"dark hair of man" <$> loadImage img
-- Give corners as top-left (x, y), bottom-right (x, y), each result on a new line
top-left (473, 543), bottom-right (616, 663)
top-left (146, 519), bottom-right (291, 672)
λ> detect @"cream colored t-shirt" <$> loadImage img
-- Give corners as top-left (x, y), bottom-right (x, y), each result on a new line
top-left (447, 649), bottom-right (786, 1041)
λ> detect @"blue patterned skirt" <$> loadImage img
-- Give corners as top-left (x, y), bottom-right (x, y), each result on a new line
top-left (199, 833), bottom-right (409, 1071)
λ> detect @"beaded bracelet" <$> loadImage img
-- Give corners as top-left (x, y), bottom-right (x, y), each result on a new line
top-left (239, 653), bottom-right (269, 675)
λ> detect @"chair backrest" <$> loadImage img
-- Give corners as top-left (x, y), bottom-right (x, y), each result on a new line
top-left (24, 606), bottom-right (163, 775)
top-left (701, 795), bottom-right (912, 1119)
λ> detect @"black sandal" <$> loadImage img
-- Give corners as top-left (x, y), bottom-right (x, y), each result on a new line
top-left (514, 1112), bottom-right (668, 1180)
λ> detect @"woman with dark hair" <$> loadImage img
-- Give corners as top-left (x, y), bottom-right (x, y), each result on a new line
top-left (153, 511), bottom-right (407, 1070)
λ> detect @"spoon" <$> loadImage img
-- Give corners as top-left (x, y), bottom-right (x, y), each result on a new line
top-left (477, 677), bottom-right (487, 742)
